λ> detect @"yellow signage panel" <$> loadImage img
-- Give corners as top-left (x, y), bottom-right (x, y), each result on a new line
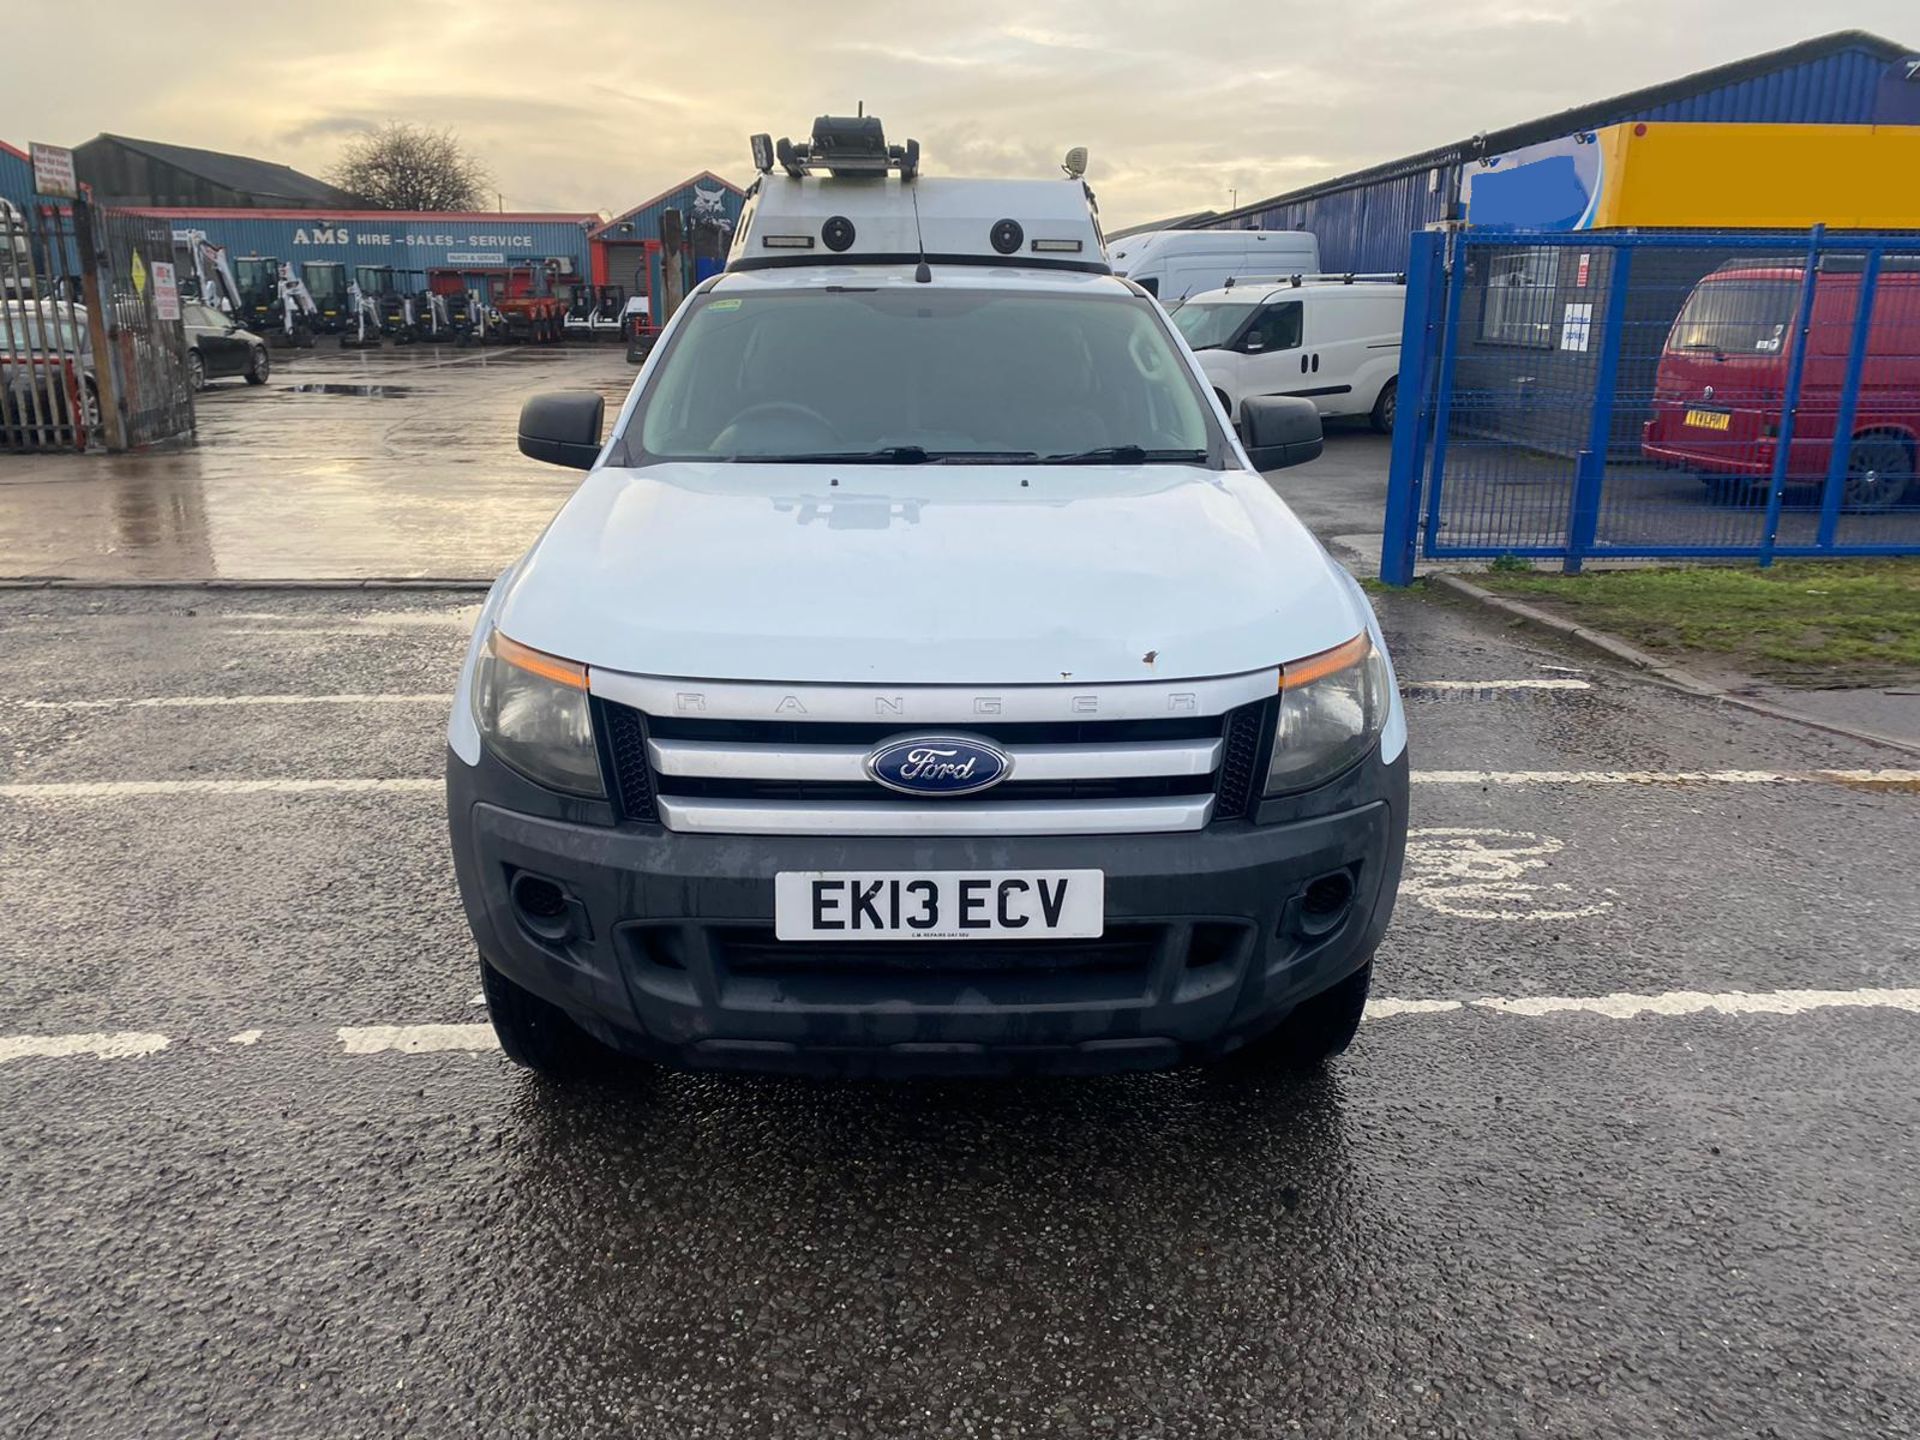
top-left (1589, 122), bottom-right (1920, 229)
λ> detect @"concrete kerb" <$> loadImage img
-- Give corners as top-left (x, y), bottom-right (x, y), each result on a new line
top-left (1427, 571), bottom-right (1920, 760)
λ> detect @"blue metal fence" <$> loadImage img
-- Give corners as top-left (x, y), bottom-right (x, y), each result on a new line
top-left (1381, 228), bottom-right (1920, 582)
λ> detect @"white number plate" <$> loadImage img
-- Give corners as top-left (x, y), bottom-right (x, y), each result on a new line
top-left (774, 870), bottom-right (1105, 941)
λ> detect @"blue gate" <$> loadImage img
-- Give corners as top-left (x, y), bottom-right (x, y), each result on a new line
top-left (1380, 228), bottom-right (1920, 583)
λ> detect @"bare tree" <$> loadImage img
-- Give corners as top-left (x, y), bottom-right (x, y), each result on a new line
top-left (329, 122), bottom-right (494, 211)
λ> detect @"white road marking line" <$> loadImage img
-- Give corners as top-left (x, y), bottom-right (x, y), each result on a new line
top-left (213, 609), bottom-right (480, 628)
top-left (1413, 769), bottom-right (1920, 786)
top-left (1364, 997), bottom-right (1465, 1020)
top-left (0, 778), bottom-right (441, 800)
top-left (4, 770), bottom-right (1915, 802)
top-left (6, 987), bottom-right (1919, 1070)
top-left (337, 1024), bottom-right (497, 1055)
top-left (1, 694), bottom-right (447, 710)
top-left (0, 1031), bottom-right (171, 1064)
top-left (1403, 679), bottom-right (1592, 693)
top-left (1460, 988), bottom-right (1920, 1021)
top-left (217, 628), bottom-right (470, 639)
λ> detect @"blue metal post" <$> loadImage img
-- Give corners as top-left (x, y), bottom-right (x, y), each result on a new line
top-left (1563, 244), bottom-right (1634, 574)
top-left (1380, 232), bottom-right (1444, 585)
top-left (1758, 225), bottom-right (1824, 568)
top-left (1815, 247), bottom-right (1881, 550)
top-left (1420, 231), bottom-right (1469, 558)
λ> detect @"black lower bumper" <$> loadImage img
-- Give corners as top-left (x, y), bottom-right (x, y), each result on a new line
top-left (447, 746), bottom-right (1408, 1076)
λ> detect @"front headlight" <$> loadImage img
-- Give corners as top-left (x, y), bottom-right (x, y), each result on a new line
top-left (472, 629), bottom-right (605, 797)
top-left (1264, 632), bottom-right (1391, 795)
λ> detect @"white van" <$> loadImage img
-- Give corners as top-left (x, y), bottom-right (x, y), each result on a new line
top-left (447, 117), bottom-right (1407, 1082)
top-left (1172, 277), bottom-right (1406, 434)
top-left (1108, 229), bottom-right (1319, 306)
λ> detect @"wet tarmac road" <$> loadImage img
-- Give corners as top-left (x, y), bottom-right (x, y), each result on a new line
top-left (2, 585), bottom-right (1916, 1438)
top-left (0, 345), bottom-right (633, 582)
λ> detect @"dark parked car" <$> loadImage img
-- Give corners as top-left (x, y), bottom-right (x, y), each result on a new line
top-left (182, 303), bottom-right (270, 390)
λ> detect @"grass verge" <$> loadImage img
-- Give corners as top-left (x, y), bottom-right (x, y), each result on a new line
top-left (1469, 560), bottom-right (1920, 688)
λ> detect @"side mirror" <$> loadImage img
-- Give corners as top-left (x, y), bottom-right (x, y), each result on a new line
top-left (1242, 331), bottom-right (1266, 352)
top-left (1240, 395), bottom-right (1322, 472)
top-left (518, 390), bottom-right (605, 469)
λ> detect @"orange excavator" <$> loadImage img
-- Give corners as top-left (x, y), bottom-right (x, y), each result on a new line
top-left (487, 261), bottom-right (569, 344)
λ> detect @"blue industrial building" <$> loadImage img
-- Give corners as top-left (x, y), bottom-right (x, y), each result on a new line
top-left (1, 141), bottom-right (36, 213)
top-left (1197, 30), bottom-right (1920, 272)
top-left (119, 206), bottom-right (598, 285)
top-left (588, 171), bottom-right (748, 299)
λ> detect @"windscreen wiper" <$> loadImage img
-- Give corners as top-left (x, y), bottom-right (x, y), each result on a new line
top-left (748, 446), bottom-right (931, 464)
top-left (745, 447), bottom-right (1045, 465)
top-left (1041, 445), bottom-right (1209, 465)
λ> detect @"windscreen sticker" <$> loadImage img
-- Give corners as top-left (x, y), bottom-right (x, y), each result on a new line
top-left (708, 298), bottom-right (743, 312)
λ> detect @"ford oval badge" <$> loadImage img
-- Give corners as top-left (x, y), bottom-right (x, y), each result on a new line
top-left (865, 735), bottom-right (1012, 797)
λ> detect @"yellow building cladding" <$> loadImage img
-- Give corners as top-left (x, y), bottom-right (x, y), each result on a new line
top-left (1589, 122), bottom-right (1920, 229)
top-left (1462, 122), bottom-right (1920, 232)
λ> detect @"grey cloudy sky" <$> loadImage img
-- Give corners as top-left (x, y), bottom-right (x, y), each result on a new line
top-left (7, 4), bottom-right (1915, 226)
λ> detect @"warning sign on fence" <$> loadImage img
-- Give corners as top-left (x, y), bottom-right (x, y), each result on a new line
top-left (151, 262), bottom-right (180, 321)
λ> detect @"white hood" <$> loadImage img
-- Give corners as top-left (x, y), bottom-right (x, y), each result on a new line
top-left (493, 462), bottom-right (1365, 686)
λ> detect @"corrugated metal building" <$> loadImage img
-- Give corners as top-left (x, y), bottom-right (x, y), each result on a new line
top-left (73, 134), bottom-right (359, 209)
top-left (589, 172), bottom-right (747, 296)
top-left (111, 207), bottom-right (596, 288)
top-left (0, 141), bottom-right (33, 212)
top-left (1199, 30), bottom-right (1919, 272)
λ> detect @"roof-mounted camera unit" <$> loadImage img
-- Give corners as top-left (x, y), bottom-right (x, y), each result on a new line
top-left (753, 114), bottom-right (921, 181)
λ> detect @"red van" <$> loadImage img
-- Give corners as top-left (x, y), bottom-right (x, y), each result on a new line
top-left (1641, 258), bottom-right (1919, 512)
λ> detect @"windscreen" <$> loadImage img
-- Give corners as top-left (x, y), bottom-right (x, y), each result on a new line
top-left (1666, 276), bottom-right (1797, 355)
top-left (235, 260), bottom-right (274, 297)
top-left (0, 309), bottom-right (83, 354)
top-left (633, 288), bottom-right (1214, 463)
top-left (1170, 299), bottom-right (1260, 351)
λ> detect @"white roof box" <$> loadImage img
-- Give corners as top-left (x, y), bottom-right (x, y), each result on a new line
top-left (729, 116), bottom-right (1109, 274)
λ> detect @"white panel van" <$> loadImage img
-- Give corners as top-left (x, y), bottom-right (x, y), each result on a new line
top-left (1109, 230), bottom-right (1321, 306)
top-left (1172, 278), bottom-right (1407, 434)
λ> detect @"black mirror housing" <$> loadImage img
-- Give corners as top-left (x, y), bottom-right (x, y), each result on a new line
top-left (518, 390), bottom-right (605, 469)
top-left (1240, 395), bottom-right (1323, 472)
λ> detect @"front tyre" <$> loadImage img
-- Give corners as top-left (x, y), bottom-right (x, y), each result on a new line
top-left (245, 348), bottom-right (270, 385)
top-left (1228, 962), bottom-right (1372, 1071)
top-left (480, 956), bottom-right (615, 1078)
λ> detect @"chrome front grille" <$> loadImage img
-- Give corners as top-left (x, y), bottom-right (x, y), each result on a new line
top-left (589, 670), bottom-right (1278, 837)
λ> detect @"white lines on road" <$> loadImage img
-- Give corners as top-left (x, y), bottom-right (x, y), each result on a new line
top-left (3, 770), bottom-right (1916, 803)
top-left (337, 1024), bottom-right (495, 1055)
top-left (1403, 679), bottom-right (1592, 694)
top-left (1367, 988), bottom-right (1920, 1022)
top-left (0, 1031), bottom-right (171, 1064)
top-left (1, 694), bottom-right (448, 711)
top-left (1413, 769), bottom-right (1920, 787)
top-left (6, 987), bottom-right (1920, 1067)
top-left (0, 778), bottom-right (440, 800)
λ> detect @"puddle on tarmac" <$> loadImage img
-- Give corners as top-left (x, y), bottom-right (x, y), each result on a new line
top-left (284, 383), bottom-right (415, 398)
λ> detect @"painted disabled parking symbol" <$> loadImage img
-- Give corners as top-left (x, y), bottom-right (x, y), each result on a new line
top-left (1401, 827), bottom-right (1614, 922)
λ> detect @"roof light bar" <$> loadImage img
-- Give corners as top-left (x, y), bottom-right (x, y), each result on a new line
top-left (1030, 238), bottom-right (1083, 254)
top-left (761, 235), bottom-right (816, 249)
